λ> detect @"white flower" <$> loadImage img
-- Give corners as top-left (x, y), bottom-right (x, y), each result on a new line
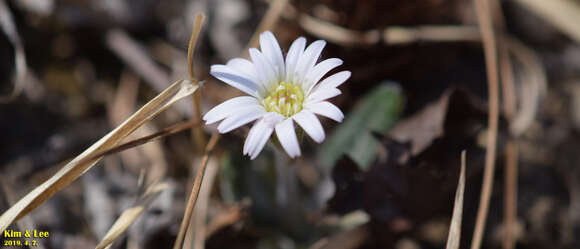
top-left (203, 31), bottom-right (350, 159)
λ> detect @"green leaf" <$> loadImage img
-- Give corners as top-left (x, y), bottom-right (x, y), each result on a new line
top-left (319, 83), bottom-right (403, 171)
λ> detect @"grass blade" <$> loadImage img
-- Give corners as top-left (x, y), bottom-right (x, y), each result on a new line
top-left (95, 183), bottom-right (168, 249)
top-left (0, 79), bottom-right (198, 234)
top-left (446, 151), bottom-right (467, 249)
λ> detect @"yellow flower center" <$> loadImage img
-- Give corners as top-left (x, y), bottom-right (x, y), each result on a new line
top-left (263, 81), bottom-right (304, 117)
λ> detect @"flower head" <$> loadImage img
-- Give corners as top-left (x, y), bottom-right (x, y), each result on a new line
top-left (203, 31), bottom-right (350, 159)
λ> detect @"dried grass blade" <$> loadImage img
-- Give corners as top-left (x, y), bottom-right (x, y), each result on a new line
top-left (513, 0), bottom-right (580, 43)
top-left (243, 0), bottom-right (289, 57)
top-left (0, 79), bottom-right (198, 234)
top-left (0, 181), bottom-right (47, 249)
top-left (446, 151), bottom-right (467, 249)
top-left (95, 183), bottom-right (168, 249)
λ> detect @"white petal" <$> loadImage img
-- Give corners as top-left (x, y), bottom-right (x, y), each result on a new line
top-left (305, 101), bottom-right (344, 122)
top-left (313, 71), bottom-right (351, 92)
top-left (260, 31), bottom-right (285, 80)
top-left (304, 58), bottom-right (343, 93)
top-left (226, 58), bottom-right (258, 82)
top-left (293, 110), bottom-right (325, 143)
top-left (203, 96), bottom-right (258, 124)
top-left (211, 65), bottom-right (261, 97)
top-left (249, 125), bottom-right (274, 159)
top-left (243, 113), bottom-right (283, 159)
top-left (285, 37), bottom-right (306, 83)
top-left (249, 48), bottom-right (277, 89)
top-left (244, 118), bottom-right (265, 155)
top-left (275, 118), bottom-right (301, 158)
top-left (306, 87), bottom-right (341, 104)
top-left (217, 105), bottom-right (265, 133)
top-left (294, 40), bottom-right (326, 84)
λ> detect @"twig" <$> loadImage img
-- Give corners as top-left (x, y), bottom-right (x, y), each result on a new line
top-left (282, 3), bottom-right (481, 46)
top-left (471, 0), bottom-right (500, 248)
top-left (188, 14), bottom-right (208, 152)
top-left (172, 133), bottom-right (220, 249)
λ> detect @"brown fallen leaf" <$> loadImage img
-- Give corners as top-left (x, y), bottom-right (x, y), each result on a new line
top-left (328, 89), bottom-right (498, 247)
top-left (388, 88), bottom-right (489, 156)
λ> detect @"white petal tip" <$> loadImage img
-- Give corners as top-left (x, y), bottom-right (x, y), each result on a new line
top-left (314, 136), bottom-right (325, 144)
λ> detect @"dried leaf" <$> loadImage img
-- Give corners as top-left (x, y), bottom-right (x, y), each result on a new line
top-left (95, 183), bottom-right (169, 249)
top-left (445, 151), bottom-right (466, 249)
top-left (513, 0), bottom-right (580, 43)
top-left (0, 79), bottom-right (198, 234)
top-left (388, 88), bottom-right (488, 156)
top-left (328, 89), bottom-right (489, 224)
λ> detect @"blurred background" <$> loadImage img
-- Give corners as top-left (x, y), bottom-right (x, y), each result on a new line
top-left (1, 0), bottom-right (580, 248)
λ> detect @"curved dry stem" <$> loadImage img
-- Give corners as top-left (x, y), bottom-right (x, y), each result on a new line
top-left (505, 37), bottom-right (547, 136)
top-left (471, 0), bottom-right (500, 248)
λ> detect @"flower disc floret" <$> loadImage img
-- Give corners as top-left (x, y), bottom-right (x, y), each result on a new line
top-left (263, 82), bottom-right (304, 117)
